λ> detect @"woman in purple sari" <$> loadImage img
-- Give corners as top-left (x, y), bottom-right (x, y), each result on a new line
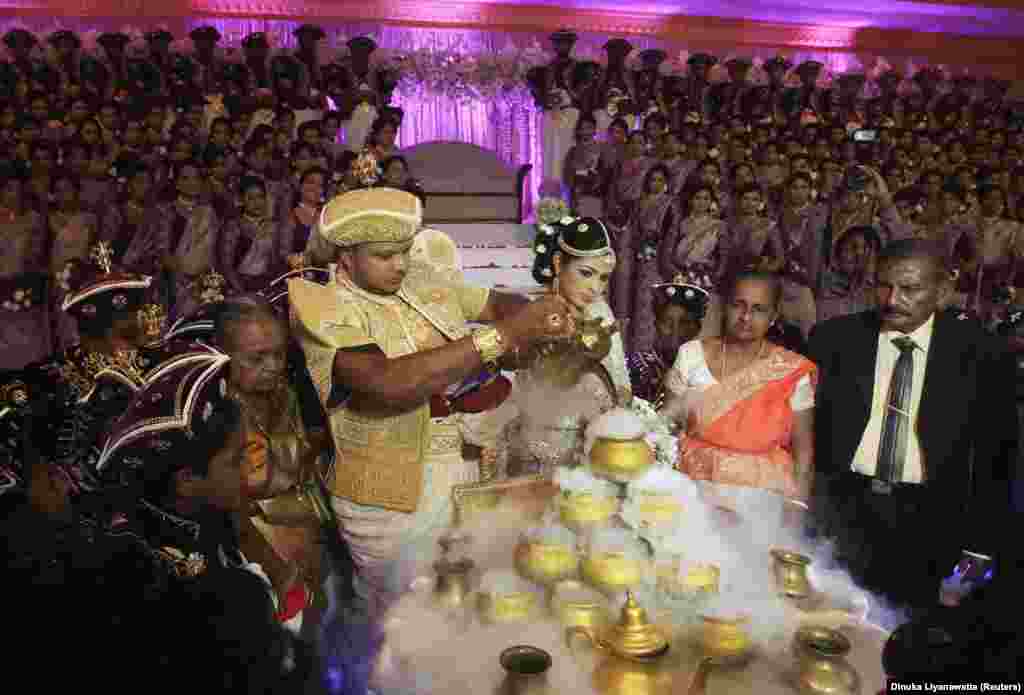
top-left (604, 130), bottom-right (654, 232)
top-left (659, 184), bottom-right (728, 338)
top-left (563, 115), bottom-right (605, 217)
top-left (720, 185), bottom-right (785, 281)
top-left (100, 157), bottom-right (164, 278)
top-left (611, 164), bottom-right (676, 354)
top-left (220, 176), bottom-right (284, 295)
top-left (156, 161), bottom-right (221, 320)
top-left (0, 167), bottom-right (50, 369)
top-left (49, 171), bottom-right (98, 350)
top-left (279, 167), bottom-right (326, 271)
top-left (776, 172), bottom-right (828, 337)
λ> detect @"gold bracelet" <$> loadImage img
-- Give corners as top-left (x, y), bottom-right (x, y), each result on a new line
top-left (471, 327), bottom-right (506, 368)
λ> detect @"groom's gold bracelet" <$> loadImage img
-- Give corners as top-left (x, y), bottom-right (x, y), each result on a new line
top-left (472, 327), bottom-right (506, 368)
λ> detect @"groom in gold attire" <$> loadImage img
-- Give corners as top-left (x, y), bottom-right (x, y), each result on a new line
top-left (289, 187), bottom-right (573, 614)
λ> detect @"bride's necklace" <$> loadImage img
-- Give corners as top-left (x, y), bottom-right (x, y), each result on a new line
top-left (720, 337), bottom-right (765, 379)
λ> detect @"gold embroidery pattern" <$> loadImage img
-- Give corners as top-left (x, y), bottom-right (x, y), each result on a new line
top-left (58, 349), bottom-right (149, 402)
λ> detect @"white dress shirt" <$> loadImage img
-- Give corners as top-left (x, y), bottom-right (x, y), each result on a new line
top-left (850, 313), bottom-right (935, 483)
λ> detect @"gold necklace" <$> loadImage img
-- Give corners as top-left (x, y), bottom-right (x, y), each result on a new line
top-left (720, 337), bottom-right (765, 379)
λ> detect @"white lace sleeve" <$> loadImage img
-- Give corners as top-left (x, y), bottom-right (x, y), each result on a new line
top-left (664, 340), bottom-right (706, 396)
top-left (789, 374), bottom-right (815, 411)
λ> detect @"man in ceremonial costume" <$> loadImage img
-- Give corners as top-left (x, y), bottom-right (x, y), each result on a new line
top-left (289, 187), bottom-right (575, 615)
top-left (190, 25), bottom-right (224, 95)
top-left (6, 245), bottom-right (175, 510)
top-left (293, 23), bottom-right (326, 100)
top-left (529, 29), bottom-right (581, 191)
top-left (336, 36), bottom-right (400, 153)
top-left (683, 53), bottom-right (717, 122)
top-left (783, 60), bottom-right (825, 123)
top-left (708, 57), bottom-right (753, 122)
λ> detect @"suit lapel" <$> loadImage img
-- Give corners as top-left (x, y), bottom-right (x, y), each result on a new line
top-left (917, 312), bottom-right (963, 467)
top-left (849, 311), bottom-right (881, 421)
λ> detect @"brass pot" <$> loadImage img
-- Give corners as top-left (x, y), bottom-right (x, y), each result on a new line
top-left (479, 590), bottom-right (538, 623)
top-left (559, 492), bottom-right (619, 528)
top-left (589, 436), bottom-right (654, 482)
top-left (698, 614), bottom-right (752, 663)
top-left (792, 626), bottom-right (861, 695)
top-left (771, 549), bottom-right (812, 599)
top-left (550, 579), bottom-right (610, 629)
top-left (433, 557), bottom-right (474, 609)
top-left (516, 540), bottom-right (580, 585)
top-left (635, 493), bottom-right (684, 526)
top-left (582, 551), bottom-right (645, 596)
top-left (500, 645), bottom-right (552, 695)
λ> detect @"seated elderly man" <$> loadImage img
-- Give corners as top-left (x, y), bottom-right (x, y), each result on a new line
top-left (289, 187), bottom-right (575, 615)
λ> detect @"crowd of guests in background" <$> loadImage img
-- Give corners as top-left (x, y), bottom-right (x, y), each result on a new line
top-left (2, 21), bottom-right (1024, 689)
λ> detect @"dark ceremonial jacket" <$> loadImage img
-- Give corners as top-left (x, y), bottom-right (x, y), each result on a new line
top-left (807, 308), bottom-right (1017, 566)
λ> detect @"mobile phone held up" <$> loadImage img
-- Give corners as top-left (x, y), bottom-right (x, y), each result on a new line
top-left (851, 128), bottom-right (878, 143)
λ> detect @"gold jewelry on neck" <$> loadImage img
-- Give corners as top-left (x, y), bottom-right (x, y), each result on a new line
top-left (720, 336), bottom-right (765, 378)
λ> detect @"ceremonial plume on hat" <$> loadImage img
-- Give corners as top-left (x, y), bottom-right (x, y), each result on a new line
top-left (319, 188), bottom-right (423, 248)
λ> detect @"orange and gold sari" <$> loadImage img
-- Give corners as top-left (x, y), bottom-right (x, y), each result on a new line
top-left (678, 344), bottom-right (815, 501)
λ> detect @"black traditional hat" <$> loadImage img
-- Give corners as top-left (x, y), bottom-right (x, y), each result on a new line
top-left (651, 266), bottom-right (714, 320)
top-left (763, 56), bottom-right (792, 73)
top-left (877, 69), bottom-right (903, 87)
top-left (688, 53), bottom-right (718, 67)
top-left (293, 24), bottom-right (326, 41)
top-left (189, 25), bottom-right (222, 44)
top-left (270, 54), bottom-right (301, 81)
top-left (220, 62), bottom-right (250, 86)
top-left (550, 29), bottom-right (578, 45)
top-left (110, 154), bottom-right (148, 181)
top-left (95, 346), bottom-right (237, 579)
top-left (346, 36), bottom-right (377, 55)
top-left (97, 32), bottom-right (131, 51)
top-left (603, 38), bottom-right (633, 60)
top-left (639, 49), bottom-right (667, 69)
top-left (48, 29), bottom-right (81, 49)
top-left (144, 29), bottom-right (174, 44)
top-left (58, 243), bottom-right (153, 326)
top-left (242, 32), bottom-right (269, 50)
top-left (837, 73), bottom-right (866, 89)
top-left (912, 66), bottom-right (942, 84)
top-left (2, 28), bottom-right (37, 50)
top-left (795, 60), bottom-right (824, 79)
top-left (532, 216), bottom-right (613, 284)
top-left (80, 54), bottom-right (110, 86)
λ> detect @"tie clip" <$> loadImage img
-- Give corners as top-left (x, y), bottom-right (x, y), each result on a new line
top-left (871, 479), bottom-right (894, 495)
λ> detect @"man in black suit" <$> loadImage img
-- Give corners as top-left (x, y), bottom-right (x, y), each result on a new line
top-left (808, 238), bottom-right (1017, 616)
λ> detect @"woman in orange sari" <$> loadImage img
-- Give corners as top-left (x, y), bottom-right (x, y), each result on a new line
top-left (661, 269), bottom-right (815, 522)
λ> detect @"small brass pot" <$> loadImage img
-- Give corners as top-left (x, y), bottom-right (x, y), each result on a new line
top-left (433, 558), bottom-right (474, 609)
top-left (559, 492), bottom-right (619, 528)
top-left (792, 626), bottom-right (861, 695)
top-left (582, 551), bottom-right (645, 596)
top-left (550, 579), bottom-right (610, 629)
top-left (479, 590), bottom-right (538, 623)
top-left (515, 540), bottom-right (580, 585)
top-left (500, 645), bottom-right (552, 695)
top-left (698, 614), bottom-right (752, 663)
top-left (771, 549), bottom-right (812, 599)
top-left (589, 436), bottom-right (654, 482)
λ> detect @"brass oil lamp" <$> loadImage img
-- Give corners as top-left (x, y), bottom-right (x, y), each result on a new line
top-left (567, 592), bottom-right (675, 695)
